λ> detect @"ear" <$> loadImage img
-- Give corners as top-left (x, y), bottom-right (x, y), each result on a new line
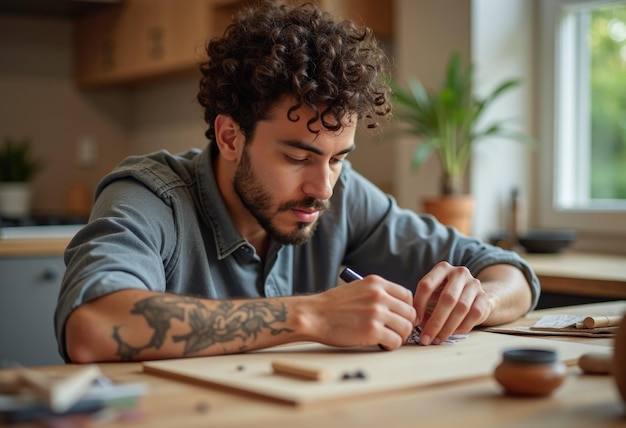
top-left (214, 114), bottom-right (244, 162)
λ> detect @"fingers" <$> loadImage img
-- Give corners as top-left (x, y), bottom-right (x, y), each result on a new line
top-left (344, 276), bottom-right (416, 350)
top-left (367, 276), bottom-right (416, 349)
top-left (376, 309), bottom-right (415, 350)
top-left (414, 262), bottom-right (490, 346)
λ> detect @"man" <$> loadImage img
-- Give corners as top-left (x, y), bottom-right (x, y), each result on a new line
top-left (55, 1), bottom-right (539, 363)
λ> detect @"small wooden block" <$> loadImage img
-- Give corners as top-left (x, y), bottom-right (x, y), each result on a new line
top-left (271, 360), bottom-right (333, 382)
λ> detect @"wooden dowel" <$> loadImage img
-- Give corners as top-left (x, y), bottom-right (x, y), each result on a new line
top-left (582, 315), bottom-right (622, 329)
top-left (271, 360), bottom-right (332, 382)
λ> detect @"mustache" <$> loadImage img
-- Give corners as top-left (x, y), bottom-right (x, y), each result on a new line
top-left (279, 197), bottom-right (330, 212)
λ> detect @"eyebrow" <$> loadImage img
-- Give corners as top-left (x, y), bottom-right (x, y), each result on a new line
top-left (279, 139), bottom-right (356, 157)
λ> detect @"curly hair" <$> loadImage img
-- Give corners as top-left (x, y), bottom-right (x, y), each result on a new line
top-left (197, 0), bottom-right (391, 143)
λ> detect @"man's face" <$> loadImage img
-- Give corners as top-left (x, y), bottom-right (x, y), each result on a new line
top-left (233, 100), bottom-right (356, 245)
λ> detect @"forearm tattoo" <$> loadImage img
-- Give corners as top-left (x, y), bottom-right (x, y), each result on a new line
top-left (112, 295), bottom-right (294, 361)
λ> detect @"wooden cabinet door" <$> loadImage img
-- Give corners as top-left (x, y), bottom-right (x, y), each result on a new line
top-left (74, 0), bottom-right (393, 87)
top-left (73, 5), bottom-right (121, 85)
top-left (319, 0), bottom-right (393, 39)
top-left (75, 0), bottom-right (215, 87)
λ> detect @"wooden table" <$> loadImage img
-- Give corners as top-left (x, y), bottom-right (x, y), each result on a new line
top-left (4, 301), bottom-right (626, 428)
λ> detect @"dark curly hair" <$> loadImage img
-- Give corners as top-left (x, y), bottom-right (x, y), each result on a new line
top-left (197, 0), bottom-right (391, 143)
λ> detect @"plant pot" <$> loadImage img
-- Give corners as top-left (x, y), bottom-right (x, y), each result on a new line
top-left (422, 195), bottom-right (474, 236)
top-left (0, 182), bottom-right (33, 218)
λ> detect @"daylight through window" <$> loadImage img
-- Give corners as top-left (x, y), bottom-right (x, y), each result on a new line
top-left (555, 1), bottom-right (626, 210)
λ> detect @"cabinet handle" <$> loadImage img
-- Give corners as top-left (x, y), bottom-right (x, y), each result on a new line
top-left (41, 268), bottom-right (59, 282)
top-left (101, 39), bottom-right (115, 71)
top-left (148, 25), bottom-right (164, 60)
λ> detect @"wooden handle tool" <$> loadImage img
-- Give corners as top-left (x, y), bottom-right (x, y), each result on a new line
top-left (582, 315), bottom-right (622, 329)
top-left (578, 352), bottom-right (613, 375)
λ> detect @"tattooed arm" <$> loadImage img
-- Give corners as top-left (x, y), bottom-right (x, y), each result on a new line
top-left (65, 289), bottom-right (299, 362)
top-left (64, 276), bottom-right (416, 362)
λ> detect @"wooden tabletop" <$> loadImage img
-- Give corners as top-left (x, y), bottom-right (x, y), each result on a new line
top-left (4, 301), bottom-right (626, 427)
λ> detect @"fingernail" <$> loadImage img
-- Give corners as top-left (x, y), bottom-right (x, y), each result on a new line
top-left (433, 337), bottom-right (441, 345)
top-left (420, 334), bottom-right (431, 346)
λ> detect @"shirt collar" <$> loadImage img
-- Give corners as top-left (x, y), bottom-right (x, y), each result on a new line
top-left (195, 143), bottom-right (248, 260)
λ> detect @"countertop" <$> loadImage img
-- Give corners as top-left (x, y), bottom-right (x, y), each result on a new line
top-left (0, 237), bottom-right (72, 257)
top-left (523, 252), bottom-right (626, 282)
top-left (523, 251), bottom-right (626, 299)
top-left (0, 224), bottom-right (83, 257)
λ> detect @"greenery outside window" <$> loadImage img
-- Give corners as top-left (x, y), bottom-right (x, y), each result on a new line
top-left (556, 0), bottom-right (626, 209)
top-left (538, 0), bottom-right (626, 246)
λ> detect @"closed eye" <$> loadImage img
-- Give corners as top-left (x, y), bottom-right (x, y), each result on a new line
top-left (285, 154), bottom-right (308, 165)
top-left (330, 157), bottom-right (344, 166)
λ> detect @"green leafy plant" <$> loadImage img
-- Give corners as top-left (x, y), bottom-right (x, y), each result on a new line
top-left (391, 53), bottom-right (536, 196)
top-left (0, 137), bottom-right (44, 182)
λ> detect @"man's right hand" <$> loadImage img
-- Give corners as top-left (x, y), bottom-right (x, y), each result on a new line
top-left (304, 275), bottom-right (417, 350)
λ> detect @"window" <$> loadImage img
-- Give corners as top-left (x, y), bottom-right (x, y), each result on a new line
top-left (538, 0), bottom-right (626, 245)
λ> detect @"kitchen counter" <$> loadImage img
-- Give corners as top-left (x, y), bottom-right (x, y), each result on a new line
top-left (0, 220), bottom-right (84, 257)
top-left (523, 251), bottom-right (626, 301)
top-left (0, 237), bottom-right (72, 257)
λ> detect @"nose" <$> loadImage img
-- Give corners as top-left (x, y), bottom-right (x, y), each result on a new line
top-left (302, 164), bottom-right (334, 201)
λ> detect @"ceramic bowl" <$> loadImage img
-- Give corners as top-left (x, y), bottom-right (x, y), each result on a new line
top-left (516, 230), bottom-right (577, 254)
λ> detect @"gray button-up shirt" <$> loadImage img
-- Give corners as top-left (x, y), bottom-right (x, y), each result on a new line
top-left (55, 143), bottom-right (540, 361)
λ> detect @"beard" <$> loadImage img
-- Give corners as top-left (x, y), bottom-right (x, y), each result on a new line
top-left (233, 145), bottom-right (330, 246)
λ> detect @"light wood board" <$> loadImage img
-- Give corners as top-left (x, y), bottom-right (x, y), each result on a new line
top-left (142, 331), bottom-right (610, 406)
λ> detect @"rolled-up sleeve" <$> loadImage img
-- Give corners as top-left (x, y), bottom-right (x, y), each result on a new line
top-left (54, 179), bottom-right (177, 361)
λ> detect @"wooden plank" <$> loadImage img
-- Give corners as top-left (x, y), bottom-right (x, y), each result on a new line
top-left (143, 331), bottom-right (609, 406)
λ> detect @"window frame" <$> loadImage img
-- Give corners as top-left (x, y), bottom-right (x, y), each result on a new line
top-left (537, 0), bottom-right (626, 244)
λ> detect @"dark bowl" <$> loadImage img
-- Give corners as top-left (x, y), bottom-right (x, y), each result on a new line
top-left (517, 230), bottom-right (577, 254)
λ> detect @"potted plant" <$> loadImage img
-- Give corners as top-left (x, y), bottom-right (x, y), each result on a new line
top-left (391, 53), bottom-right (536, 235)
top-left (0, 137), bottom-right (43, 218)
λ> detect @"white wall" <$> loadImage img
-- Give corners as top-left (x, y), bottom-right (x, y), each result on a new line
top-left (471, 0), bottom-right (537, 239)
top-left (393, 1), bottom-right (471, 210)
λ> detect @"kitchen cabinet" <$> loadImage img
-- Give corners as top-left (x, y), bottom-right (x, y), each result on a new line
top-left (320, 0), bottom-right (392, 39)
top-left (74, 0), bottom-right (225, 87)
top-left (74, 0), bottom-right (393, 88)
top-left (0, 256), bottom-right (66, 367)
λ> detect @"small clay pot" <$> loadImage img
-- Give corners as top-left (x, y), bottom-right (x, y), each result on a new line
top-left (494, 348), bottom-right (567, 396)
top-left (614, 313), bottom-right (626, 405)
